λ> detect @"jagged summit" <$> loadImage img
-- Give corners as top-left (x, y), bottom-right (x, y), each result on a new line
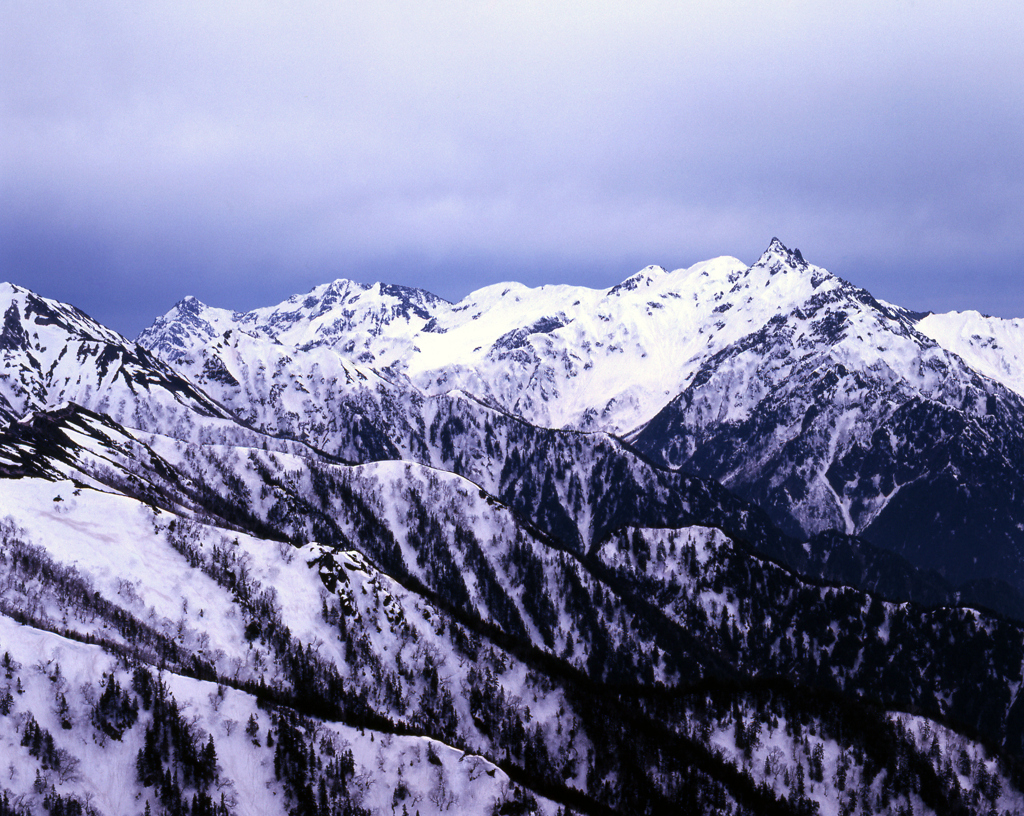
top-left (137, 294), bottom-right (230, 363)
top-left (65, 239), bottom-right (1024, 591)
top-left (0, 281), bottom-right (26, 297)
top-left (759, 236), bottom-right (808, 268)
top-left (133, 237), bottom-right (1024, 591)
top-left (175, 294), bottom-right (205, 311)
top-left (1, 281), bottom-right (127, 349)
top-left (131, 240), bottom-right (1013, 442)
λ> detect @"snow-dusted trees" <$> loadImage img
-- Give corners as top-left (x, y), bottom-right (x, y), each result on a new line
top-left (133, 668), bottom-right (221, 811)
top-left (91, 673), bottom-right (138, 740)
top-left (270, 709), bottom-right (365, 816)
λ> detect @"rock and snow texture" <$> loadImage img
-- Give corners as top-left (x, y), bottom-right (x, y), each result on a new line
top-left (626, 243), bottom-right (1024, 585)
top-left (139, 256), bottom-right (777, 436)
top-left (0, 282), bottom-right (227, 432)
top-left (0, 469), bottom-right (563, 816)
top-left (917, 309), bottom-right (1024, 400)
top-left (5, 439), bottom-right (1024, 816)
top-left (5, 240), bottom-right (1024, 815)
top-left (131, 239), bottom-right (1024, 589)
top-left (8, 240), bottom-right (1024, 589)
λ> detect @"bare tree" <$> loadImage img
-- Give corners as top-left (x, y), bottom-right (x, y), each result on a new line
top-left (209, 684), bottom-right (226, 712)
top-left (428, 766), bottom-right (457, 812)
top-left (55, 749), bottom-right (82, 784)
top-left (491, 782), bottom-right (512, 814)
top-left (764, 746), bottom-right (786, 781)
top-left (466, 756), bottom-right (489, 782)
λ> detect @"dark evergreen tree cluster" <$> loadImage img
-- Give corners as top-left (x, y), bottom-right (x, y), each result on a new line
top-left (270, 709), bottom-right (368, 816)
top-left (92, 672), bottom-right (139, 740)
top-left (415, 656), bottom-right (459, 743)
top-left (134, 668), bottom-right (222, 815)
top-left (20, 715), bottom-right (73, 779)
top-left (40, 791), bottom-right (84, 816)
top-left (405, 489), bottom-right (474, 614)
top-left (506, 536), bottom-right (558, 649)
top-left (0, 651), bottom-right (17, 717)
top-left (456, 524), bottom-right (528, 640)
top-left (0, 790), bottom-right (26, 816)
top-left (467, 667), bottom-right (533, 764)
top-left (601, 524), bottom-right (1024, 757)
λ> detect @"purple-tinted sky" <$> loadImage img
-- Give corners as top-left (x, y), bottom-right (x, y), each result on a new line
top-left (3, 1), bottom-right (1023, 337)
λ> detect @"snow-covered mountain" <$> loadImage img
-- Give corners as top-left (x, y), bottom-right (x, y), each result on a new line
top-left (0, 283), bottom-right (227, 430)
top-left (135, 240), bottom-right (1024, 591)
top-left (917, 309), bottom-right (1024, 399)
top-left (4, 399), bottom-right (1024, 816)
top-left (138, 256), bottom-right (779, 436)
top-left (628, 242), bottom-right (1024, 588)
top-left (5, 241), bottom-right (1024, 815)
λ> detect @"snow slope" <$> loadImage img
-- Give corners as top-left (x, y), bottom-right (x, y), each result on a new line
top-left (918, 309), bottom-right (1024, 399)
top-left (0, 282), bottom-right (228, 432)
top-left (6, 412), bottom-right (1024, 816)
top-left (140, 256), bottom-right (795, 435)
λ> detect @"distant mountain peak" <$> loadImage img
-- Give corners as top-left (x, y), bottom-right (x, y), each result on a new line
top-left (0, 281), bottom-right (28, 297)
top-left (756, 237), bottom-right (810, 272)
top-left (0, 281), bottom-right (126, 347)
top-left (170, 294), bottom-right (209, 317)
top-left (608, 265), bottom-right (668, 296)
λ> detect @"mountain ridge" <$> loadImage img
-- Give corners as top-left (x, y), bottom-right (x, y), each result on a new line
top-left (128, 240), bottom-right (1024, 591)
top-left (4, 241), bottom-right (1024, 815)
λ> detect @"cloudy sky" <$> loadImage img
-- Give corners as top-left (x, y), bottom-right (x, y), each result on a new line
top-left (3, 1), bottom-right (1023, 336)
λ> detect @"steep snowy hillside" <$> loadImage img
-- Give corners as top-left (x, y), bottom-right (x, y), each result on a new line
top-left (5, 404), bottom-right (1024, 816)
top-left (0, 477), bottom-right (556, 816)
top-left (629, 242), bottom-right (1024, 589)
top-left (917, 309), bottom-right (1024, 399)
top-left (6, 242), bottom-right (1024, 815)
top-left (0, 283), bottom-right (228, 431)
top-left (141, 320), bottom-right (420, 464)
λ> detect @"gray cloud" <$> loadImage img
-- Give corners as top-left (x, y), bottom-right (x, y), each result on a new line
top-left (3, 1), bottom-right (1023, 335)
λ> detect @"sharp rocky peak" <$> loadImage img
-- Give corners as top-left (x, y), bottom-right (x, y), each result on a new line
top-left (733, 238), bottom-right (885, 317)
top-left (173, 295), bottom-right (207, 315)
top-left (141, 294), bottom-right (217, 332)
top-left (744, 239), bottom-right (834, 291)
top-left (245, 277), bottom-right (451, 328)
top-left (760, 237), bottom-right (808, 267)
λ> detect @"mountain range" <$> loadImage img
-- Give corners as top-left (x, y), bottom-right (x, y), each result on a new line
top-left (2, 240), bottom-right (1024, 815)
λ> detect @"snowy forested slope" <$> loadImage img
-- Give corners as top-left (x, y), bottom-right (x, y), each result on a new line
top-left (4, 242), bottom-right (1024, 815)
top-left (4, 405), bottom-right (1024, 816)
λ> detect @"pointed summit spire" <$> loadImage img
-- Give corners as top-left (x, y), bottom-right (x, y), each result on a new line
top-left (756, 238), bottom-right (809, 272)
top-left (173, 295), bottom-right (206, 316)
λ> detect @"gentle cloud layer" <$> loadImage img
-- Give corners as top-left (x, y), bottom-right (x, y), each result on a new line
top-left (2, 1), bottom-right (1022, 335)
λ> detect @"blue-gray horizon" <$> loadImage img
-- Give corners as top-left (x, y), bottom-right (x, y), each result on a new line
top-left (2, 1), bottom-right (1022, 338)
